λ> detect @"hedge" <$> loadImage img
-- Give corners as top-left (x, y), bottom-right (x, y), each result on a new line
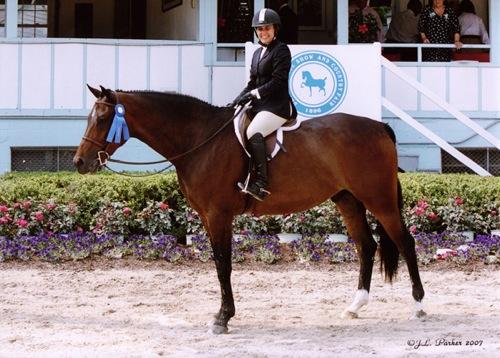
top-left (1, 172), bottom-right (498, 205)
top-left (0, 171), bottom-right (498, 231)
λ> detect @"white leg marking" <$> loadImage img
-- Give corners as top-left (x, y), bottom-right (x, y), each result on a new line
top-left (341, 289), bottom-right (369, 318)
top-left (410, 299), bottom-right (427, 320)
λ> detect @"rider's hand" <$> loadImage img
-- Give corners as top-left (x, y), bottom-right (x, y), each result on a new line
top-left (236, 92), bottom-right (255, 106)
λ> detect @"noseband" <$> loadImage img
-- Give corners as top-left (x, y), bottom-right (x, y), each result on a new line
top-left (82, 99), bottom-right (116, 166)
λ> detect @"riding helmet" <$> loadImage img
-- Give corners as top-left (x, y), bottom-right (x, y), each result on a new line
top-left (252, 8), bottom-right (281, 27)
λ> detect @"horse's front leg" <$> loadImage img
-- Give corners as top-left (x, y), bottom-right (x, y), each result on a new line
top-left (205, 214), bottom-right (235, 334)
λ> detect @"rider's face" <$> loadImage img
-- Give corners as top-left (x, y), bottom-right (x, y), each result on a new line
top-left (256, 25), bottom-right (275, 45)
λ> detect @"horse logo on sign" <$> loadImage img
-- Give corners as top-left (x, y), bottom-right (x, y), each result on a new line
top-left (289, 51), bottom-right (348, 118)
top-left (301, 71), bottom-right (327, 96)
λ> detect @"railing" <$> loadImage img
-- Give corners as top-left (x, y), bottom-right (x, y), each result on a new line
top-left (213, 43), bottom-right (492, 64)
top-left (381, 56), bottom-right (500, 176)
top-left (381, 43), bottom-right (491, 63)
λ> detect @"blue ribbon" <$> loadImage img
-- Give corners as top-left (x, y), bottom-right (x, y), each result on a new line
top-left (106, 104), bottom-right (130, 143)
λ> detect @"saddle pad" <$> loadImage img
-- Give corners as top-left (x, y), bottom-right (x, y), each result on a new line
top-left (233, 105), bottom-right (304, 160)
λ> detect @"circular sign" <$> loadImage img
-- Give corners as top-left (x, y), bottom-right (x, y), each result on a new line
top-left (289, 51), bottom-right (348, 118)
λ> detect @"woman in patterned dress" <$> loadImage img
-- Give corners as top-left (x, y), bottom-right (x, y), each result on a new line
top-left (418, 0), bottom-right (462, 61)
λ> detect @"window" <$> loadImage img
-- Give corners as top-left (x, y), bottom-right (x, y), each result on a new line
top-left (0, 1), bottom-right (5, 37)
top-left (216, 0), bottom-right (253, 61)
top-left (17, 0), bottom-right (48, 38)
top-left (11, 147), bottom-right (77, 172)
top-left (441, 148), bottom-right (500, 176)
top-left (217, 0), bottom-right (253, 44)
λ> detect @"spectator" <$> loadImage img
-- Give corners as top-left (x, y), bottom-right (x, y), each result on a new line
top-left (385, 0), bottom-right (422, 61)
top-left (458, 0), bottom-right (489, 44)
top-left (349, 0), bottom-right (384, 43)
top-left (418, 0), bottom-right (462, 62)
top-left (276, 0), bottom-right (298, 44)
top-left (386, 0), bottom-right (422, 44)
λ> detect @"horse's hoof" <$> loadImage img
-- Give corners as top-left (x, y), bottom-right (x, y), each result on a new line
top-left (341, 310), bottom-right (358, 319)
top-left (208, 323), bottom-right (228, 335)
top-left (409, 310), bottom-right (427, 320)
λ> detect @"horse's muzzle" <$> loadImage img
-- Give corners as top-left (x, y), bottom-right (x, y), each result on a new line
top-left (73, 155), bottom-right (98, 174)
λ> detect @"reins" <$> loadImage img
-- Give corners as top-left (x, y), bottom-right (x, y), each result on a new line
top-left (82, 92), bottom-right (244, 177)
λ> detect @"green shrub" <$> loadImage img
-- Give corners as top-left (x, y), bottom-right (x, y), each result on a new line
top-left (0, 171), bottom-right (184, 230)
top-left (0, 172), bottom-right (498, 234)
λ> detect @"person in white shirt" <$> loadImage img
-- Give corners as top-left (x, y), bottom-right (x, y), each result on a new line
top-left (458, 0), bottom-right (489, 44)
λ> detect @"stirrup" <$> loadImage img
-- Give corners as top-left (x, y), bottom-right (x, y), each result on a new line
top-left (238, 180), bottom-right (270, 201)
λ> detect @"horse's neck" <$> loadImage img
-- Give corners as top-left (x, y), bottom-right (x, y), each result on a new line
top-left (126, 95), bottom-right (229, 163)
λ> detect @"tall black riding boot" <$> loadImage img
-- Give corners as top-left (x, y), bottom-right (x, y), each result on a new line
top-left (242, 133), bottom-right (270, 201)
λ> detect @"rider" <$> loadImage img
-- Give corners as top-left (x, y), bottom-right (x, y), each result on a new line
top-left (231, 8), bottom-right (297, 201)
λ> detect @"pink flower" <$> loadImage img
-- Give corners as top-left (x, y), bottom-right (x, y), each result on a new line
top-left (454, 197), bottom-right (464, 206)
top-left (46, 203), bottom-right (57, 211)
top-left (122, 207), bottom-right (132, 216)
top-left (0, 217), bottom-right (10, 225)
top-left (13, 203), bottom-right (21, 209)
top-left (0, 205), bottom-right (8, 213)
top-left (159, 202), bottom-right (169, 211)
top-left (415, 207), bottom-right (425, 216)
top-left (34, 211), bottom-right (44, 222)
top-left (23, 201), bottom-right (31, 210)
top-left (17, 219), bottom-right (28, 228)
top-left (427, 212), bottom-right (438, 221)
top-left (409, 225), bottom-right (417, 233)
top-left (417, 200), bottom-right (429, 209)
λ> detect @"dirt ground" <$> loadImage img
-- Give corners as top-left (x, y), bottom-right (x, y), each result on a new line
top-left (0, 259), bottom-right (498, 358)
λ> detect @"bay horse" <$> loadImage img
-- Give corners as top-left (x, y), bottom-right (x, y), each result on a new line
top-left (74, 86), bottom-right (426, 334)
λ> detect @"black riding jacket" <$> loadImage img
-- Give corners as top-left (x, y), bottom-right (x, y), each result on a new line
top-left (238, 39), bottom-right (297, 120)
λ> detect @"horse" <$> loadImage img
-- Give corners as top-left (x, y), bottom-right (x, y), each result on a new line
top-left (74, 85), bottom-right (426, 334)
top-left (301, 71), bottom-right (327, 96)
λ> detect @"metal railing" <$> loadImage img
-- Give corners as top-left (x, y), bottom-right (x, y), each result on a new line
top-left (381, 43), bottom-right (491, 63)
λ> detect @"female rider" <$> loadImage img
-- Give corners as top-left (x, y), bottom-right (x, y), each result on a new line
top-left (231, 8), bottom-right (297, 201)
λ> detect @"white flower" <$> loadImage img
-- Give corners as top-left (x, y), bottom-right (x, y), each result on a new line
top-left (430, 12), bottom-right (436, 18)
top-left (444, 14), bottom-right (449, 20)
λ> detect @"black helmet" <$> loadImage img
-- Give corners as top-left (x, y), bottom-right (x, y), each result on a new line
top-left (252, 8), bottom-right (281, 27)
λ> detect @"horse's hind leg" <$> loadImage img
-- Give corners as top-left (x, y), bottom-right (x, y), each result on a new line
top-left (362, 183), bottom-right (426, 319)
top-left (333, 191), bottom-right (377, 319)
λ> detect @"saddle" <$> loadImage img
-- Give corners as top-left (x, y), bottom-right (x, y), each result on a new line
top-left (233, 104), bottom-right (303, 160)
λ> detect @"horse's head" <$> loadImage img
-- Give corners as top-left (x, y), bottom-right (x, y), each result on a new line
top-left (73, 85), bottom-right (125, 174)
top-left (301, 71), bottom-right (311, 80)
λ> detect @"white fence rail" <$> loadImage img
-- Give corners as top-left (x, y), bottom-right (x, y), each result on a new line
top-left (381, 56), bottom-right (499, 176)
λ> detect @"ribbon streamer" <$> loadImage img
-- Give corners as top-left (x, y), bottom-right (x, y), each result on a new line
top-left (106, 104), bottom-right (130, 143)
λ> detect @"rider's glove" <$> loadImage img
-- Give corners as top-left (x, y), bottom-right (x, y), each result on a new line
top-left (230, 90), bottom-right (258, 107)
top-left (237, 92), bottom-right (255, 106)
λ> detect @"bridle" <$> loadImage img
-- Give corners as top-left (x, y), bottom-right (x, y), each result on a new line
top-left (81, 92), bottom-right (243, 177)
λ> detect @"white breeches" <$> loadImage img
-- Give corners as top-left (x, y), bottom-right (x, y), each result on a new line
top-left (246, 111), bottom-right (288, 139)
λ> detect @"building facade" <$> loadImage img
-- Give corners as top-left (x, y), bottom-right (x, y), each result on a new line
top-left (0, 0), bottom-right (499, 174)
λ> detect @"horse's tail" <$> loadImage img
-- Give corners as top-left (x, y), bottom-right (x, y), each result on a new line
top-left (383, 122), bottom-right (405, 173)
top-left (383, 122), bottom-right (396, 144)
top-left (377, 179), bottom-right (403, 283)
top-left (377, 123), bottom-right (403, 283)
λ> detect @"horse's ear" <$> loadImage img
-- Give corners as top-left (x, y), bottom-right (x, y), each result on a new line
top-left (87, 84), bottom-right (102, 99)
top-left (99, 85), bottom-right (115, 102)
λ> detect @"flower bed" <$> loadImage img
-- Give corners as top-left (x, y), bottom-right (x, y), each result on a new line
top-left (1, 232), bottom-right (497, 266)
top-left (0, 173), bottom-right (498, 265)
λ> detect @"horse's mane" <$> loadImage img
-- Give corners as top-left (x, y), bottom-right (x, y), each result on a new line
top-left (117, 90), bottom-right (228, 112)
